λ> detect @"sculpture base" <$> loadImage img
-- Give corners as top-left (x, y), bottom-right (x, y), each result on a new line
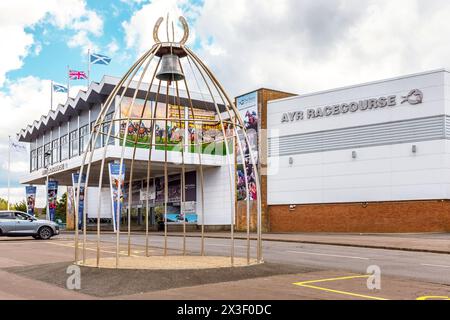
top-left (77, 256), bottom-right (261, 270)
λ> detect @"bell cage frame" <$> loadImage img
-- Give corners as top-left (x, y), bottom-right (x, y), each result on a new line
top-left (73, 15), bottom-right (263, 268)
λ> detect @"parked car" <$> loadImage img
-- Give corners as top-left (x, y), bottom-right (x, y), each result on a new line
top-left (0, 210), bottom-right (60, 240)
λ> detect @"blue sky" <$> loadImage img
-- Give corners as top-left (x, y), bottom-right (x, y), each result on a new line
top-left (8, 1), bottom-right (142, 86)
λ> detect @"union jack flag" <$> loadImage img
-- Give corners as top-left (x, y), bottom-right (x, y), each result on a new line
top-left (69, 70), bottom-right (87, 80)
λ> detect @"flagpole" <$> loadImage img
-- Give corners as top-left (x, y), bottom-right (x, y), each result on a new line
top-left (87, 48), bottom-right (90, 88)
top-left (50, 80), bottom-right (53, 111)
top-left (67, 65), bottom-right (70, 101)
top-left (7, 135), bottom-right (11, 211)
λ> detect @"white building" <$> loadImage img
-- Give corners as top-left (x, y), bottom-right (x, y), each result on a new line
top-left (18, 76), bottom-right (234, 229)
top-left (18, 69), bottom-right (450, 233)
top-left (266, 69), bottom-right (450, 232)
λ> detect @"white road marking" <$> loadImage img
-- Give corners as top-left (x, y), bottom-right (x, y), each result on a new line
top-left (207, 244), bottom-right (247, 249)
top-left (287, 250), bottom-right (370, 260)
top-left (421, 263), bottom-right (450, 269)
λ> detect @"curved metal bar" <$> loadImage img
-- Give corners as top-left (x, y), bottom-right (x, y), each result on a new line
top-left (153, 17), bottom-right (163, 44)
top-left (185, 53), bottom-right (236, 266)
top-left (184, 45), bottom-right (263, 263)
top-left (115, 48), bottom-right (158, 264)
top-left (177, 61), bottom-right (207, 256)
top-left (86, 45), bottom-right (159, 267)
top-left (179, 16), bottom-right (189, 45)
top-left (127, 59), bottom-right (161, 257)
top-left (163, 84), bottom-right (169, 256)
top-left (145, 79), bottom-right (163, 256)
top-left (173, 77), bottom-right (187, 255)
top-left (75, 45), bottom-right (158, 265)
top-left (126, 56), bottom-right (160, 257)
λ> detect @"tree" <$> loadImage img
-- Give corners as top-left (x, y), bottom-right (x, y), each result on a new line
top-left (0, 198), bottom-right (9, 210)
top-left (13, 200), bottom-right (27, 212)
top-left (56, 192), bottom-right (67, 222)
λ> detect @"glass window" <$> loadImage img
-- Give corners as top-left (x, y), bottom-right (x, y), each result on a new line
top-left (44, 143), bottom-right (51, 167)
top-left (103, 113), bottom-right (115, 146)
top-left (79, 124), bottom-right (89, 154)
top-left (37, 147), bottom-right (43, 169)
top-left (70, 130), bottom-right (78, 158)
top-left (51, 139), bottom-right (59, 164)
top-left (30, 149), bottom-right (37, 172)
top-left (14, 212), bottom-right (30, 220)
top-left (0, 212), bottom-right (14, 219)
top-left (60, 134), bottom-right (69, 160)
top-left (91, 121), bottom-right (102, 149)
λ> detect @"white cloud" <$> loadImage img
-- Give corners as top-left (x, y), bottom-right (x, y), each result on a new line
top-left (0, 76), bottom-right (78, 187)
top-left (107, 39), bottom-right (120, 56)
top-left (122, 0), bottom-right (199, 55)
top-left (121, 0), bottom-right (450, 97)
top-left (67, 30), bottom-right (99, 53)
top-left (0, 0), bottom-right (103, 86)
top-left (193, 0), bottom-right (450, 96)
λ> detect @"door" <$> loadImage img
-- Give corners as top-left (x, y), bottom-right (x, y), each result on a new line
top-left (0, 212), bottom-right (16, 234)
top-left (13, 212), bottom-right (36, 235)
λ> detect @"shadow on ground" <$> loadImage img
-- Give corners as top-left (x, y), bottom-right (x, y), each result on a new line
top-left (4, 262), bottom-right (319, 297)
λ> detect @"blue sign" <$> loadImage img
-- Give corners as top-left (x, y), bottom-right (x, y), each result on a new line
top-left (47, 181), bottom-right (58, 222)
top-left (72, 173), bottom-right (86, 229)
top-left (25, 186), bottom-right (37, 216)
top-left (108, 163), bottom-right (126, 232)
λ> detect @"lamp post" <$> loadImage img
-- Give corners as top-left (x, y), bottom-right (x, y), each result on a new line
top-left (44, 152), bottom-right (51, 220)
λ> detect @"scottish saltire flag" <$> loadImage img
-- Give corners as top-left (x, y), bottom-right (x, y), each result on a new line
top-left (90, 53), bottom-right (112, 65)
top-left (69, 70), bottom-right (87, 80)
top-left (53, 84), bottom-right (68, 93)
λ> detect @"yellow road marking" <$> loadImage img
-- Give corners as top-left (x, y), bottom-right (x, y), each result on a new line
top-left (293, 275), bottom-right (389, 300)
top-left (294, 275), bottom-right (371, 285)
top-left (416, 296), bottom-right (450, 300)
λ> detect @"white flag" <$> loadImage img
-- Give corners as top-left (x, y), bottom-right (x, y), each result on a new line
top-left (10, 137), bottom-right (26, 153)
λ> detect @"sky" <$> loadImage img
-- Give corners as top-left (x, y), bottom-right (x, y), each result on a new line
top-left (2, 0), bottom-right (450, 206)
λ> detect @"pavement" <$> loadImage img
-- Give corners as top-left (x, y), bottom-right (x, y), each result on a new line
top-left (0, 234), bottom-right (449, 300)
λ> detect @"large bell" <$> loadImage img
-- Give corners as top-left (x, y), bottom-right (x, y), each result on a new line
top-left (156, 54), bottom-right (185, 82)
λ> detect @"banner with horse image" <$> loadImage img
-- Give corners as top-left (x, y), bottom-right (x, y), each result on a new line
top-left (119, 96), bottom-right (230, 156)
top-left (25, 186), bottom-right (36, 216)
top-left (72, 173), bottom-right (86, 229)
top-left (236, 91), bottom-right (259, 201)
top-left (119, 97), bottom-right (153, 148)
top-left (47, 180), bottom-right (58, 221)
top-left (108, 162), bottom-right (126, 232)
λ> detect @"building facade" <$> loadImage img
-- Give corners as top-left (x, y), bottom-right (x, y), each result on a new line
top-left (267, 69), bottom-right (450, 232)
top-left (18, 76), bottom-right (234, 230)
top-left (18, 69), bottom-right (450, 233)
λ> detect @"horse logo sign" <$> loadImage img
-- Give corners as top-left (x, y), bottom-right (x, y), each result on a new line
top-left (401, 89), bottom-right (423, 105)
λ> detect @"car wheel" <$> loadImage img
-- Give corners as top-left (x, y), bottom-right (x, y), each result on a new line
top-left (38, 226), bottom-right (53, 240)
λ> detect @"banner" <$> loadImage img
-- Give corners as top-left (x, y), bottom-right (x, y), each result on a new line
top-left (67, 186), bottom-right (75, 230)
top-left (47, 181), bottom-right (58, 221)
top-left (25, 186), bottom-right (37, 216)
top-left (236, 91), bottom-right (259, 201)
top-left (108, 162), bottom-right (126, 232)
top-left (72, 173), bottom-right (86, 229)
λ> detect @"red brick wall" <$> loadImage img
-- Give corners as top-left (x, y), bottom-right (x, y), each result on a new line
top-left (269, 200), bottom-right (450, 233)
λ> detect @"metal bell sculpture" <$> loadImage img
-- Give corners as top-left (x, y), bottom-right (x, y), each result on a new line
top-left (74, 15), bottom-right (263, 269)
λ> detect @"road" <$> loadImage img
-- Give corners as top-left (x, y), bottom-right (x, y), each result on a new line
top-left (1, 233), bottom-right (449, 299)
top-left (78, 233), bottom-right (450, 285)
